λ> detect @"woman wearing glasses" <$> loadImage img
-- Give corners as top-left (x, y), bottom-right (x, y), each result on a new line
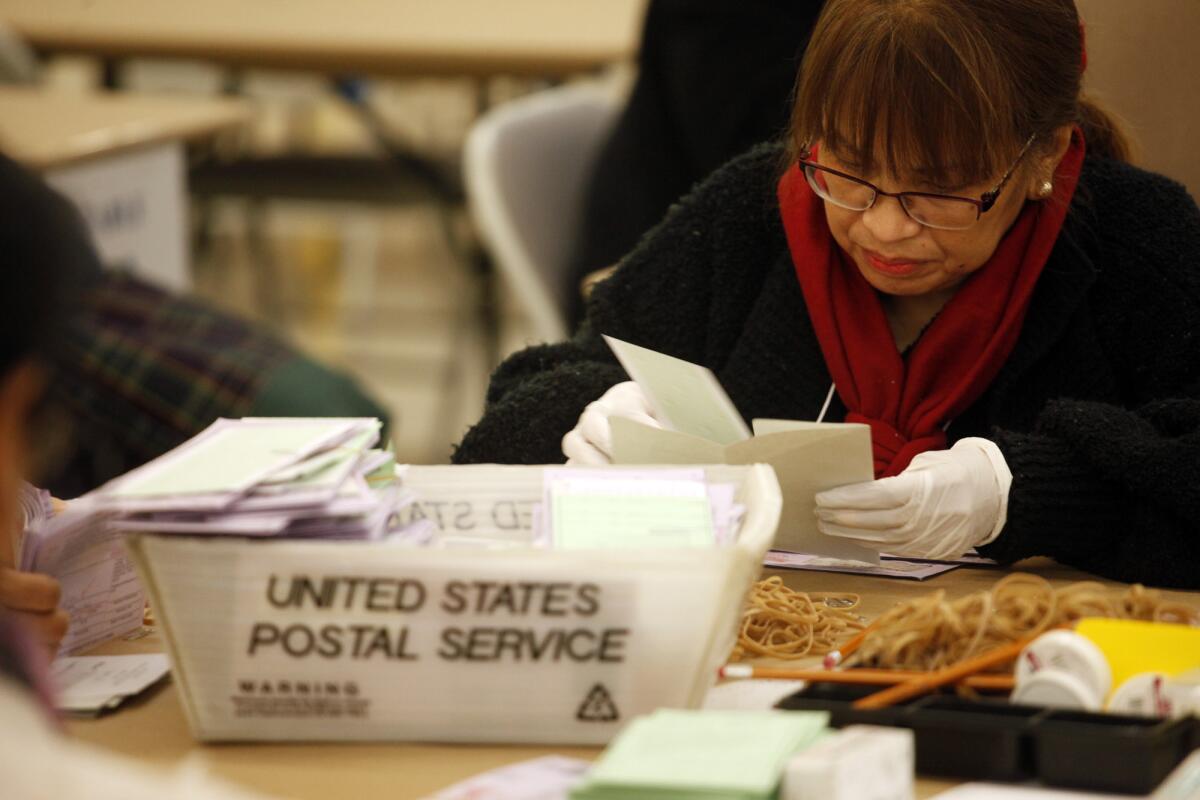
top-left (454, 0), bottom-right (1200, 588)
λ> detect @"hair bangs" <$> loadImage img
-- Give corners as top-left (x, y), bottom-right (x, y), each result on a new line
top-left (792, 0), bottom-right (1028, 189)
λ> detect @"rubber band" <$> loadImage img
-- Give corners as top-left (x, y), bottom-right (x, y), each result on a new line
top-left (850, 574), bottom-right (1200, 671)
top-left (731, 576), bottom-right (865, 660)
top-left (734, 573), bottom-right (1199, 669)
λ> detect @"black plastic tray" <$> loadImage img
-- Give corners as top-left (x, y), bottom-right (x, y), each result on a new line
top-left (776, 681), bottom-right (1198, 794)
top-left (1035, 710), bottom-right (1195, 794)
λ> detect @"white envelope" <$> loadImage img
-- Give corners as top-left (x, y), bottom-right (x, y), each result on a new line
top-left (611, 416), bottom-right (879, 563)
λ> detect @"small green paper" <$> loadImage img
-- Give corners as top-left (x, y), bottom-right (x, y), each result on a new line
top-left (571, 709), bottom-right (828, 800)
top-left (553, 493), bottom-right (714, 550)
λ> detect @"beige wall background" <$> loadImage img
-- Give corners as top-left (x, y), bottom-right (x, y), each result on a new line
top-left (1077, 0), bottom-right (1200, 199)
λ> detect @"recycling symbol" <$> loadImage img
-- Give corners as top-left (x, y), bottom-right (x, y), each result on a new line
top-left (576, 682), bottom-right (620, 722)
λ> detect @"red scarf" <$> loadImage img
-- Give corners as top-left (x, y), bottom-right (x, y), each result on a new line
top-left (778, 131), bottom-right (1086, 477)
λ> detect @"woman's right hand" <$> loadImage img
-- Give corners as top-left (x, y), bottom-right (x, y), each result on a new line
top-left (561, 381), bottom-right (662, 465)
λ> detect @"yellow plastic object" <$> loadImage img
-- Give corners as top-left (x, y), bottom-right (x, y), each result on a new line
top-left (1076, 618), bottom-right (1200, 695)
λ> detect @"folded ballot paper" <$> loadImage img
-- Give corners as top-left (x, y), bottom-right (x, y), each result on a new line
top-left (604, 336), bottom-right (878, 563)
top-left (50, 654), bottom-right (171, 716)
top-left (17, 417), bottom-right (420, 655)
top-left (570, 709), bottom-right (829, 800)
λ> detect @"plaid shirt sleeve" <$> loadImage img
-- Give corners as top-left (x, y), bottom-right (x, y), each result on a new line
top-left (47, 272), bottom-right (386, 495)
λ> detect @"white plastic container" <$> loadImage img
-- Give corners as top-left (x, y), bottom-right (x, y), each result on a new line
top-left (1013, 630), bottom-right (1111, 710)
top-left (1107, 672), bottom-right (1200, 719)
top-left (127, 464), bottom-right (782, 744)
top-left (782, 726), bottom-right (915, 800)
top-left (1012, 669), bottom-right (1103, 711)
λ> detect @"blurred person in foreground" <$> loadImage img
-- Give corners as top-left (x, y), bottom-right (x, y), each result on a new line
top-left (0, 154), bottom-right (275, 799)
top-left (0, 153), bottom-right (87, 654)
top-left (455, 0), bottom-right (1200, 589)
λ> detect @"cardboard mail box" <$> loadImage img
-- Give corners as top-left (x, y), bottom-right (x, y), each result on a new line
top-left (127, 464), bottom-right (782, 744)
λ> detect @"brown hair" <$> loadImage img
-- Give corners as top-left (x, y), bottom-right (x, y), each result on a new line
top-left (789, 0), bottom-right (1131, 187)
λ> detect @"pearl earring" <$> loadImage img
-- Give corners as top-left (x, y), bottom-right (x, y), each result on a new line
top-left (1039, 180), bottom-right (1054, 198)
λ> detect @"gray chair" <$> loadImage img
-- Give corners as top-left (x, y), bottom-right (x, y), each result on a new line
top-left (464, 81), bottom-right (622, 344)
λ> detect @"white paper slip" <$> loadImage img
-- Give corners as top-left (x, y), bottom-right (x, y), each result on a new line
top-left (50, 654), bottom-right (170, 715)
top-left (764, 550), bottom-right (959, 580)
top-left (22, 505), bottom-right (146, 655)
top-left (422, 756), bottom-right (590, 800)
top-left (603, 335), bottom-right (751, 445)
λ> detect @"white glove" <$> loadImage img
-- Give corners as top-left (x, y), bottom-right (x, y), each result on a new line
top-left (561, 381), bottom-right (662, 465)
top-left (814, 437), bottom-right (1012, 560)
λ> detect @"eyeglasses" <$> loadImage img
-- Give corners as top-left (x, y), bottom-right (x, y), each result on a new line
top-left (798, 135), bottom-right (1036, 231)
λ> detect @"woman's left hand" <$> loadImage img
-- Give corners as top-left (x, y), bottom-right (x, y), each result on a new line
top-left (814, 438), bottom-right (1012, 560)
top-left (0, 568), bottom-right (69, 652)
top-left (4, 489), bottom-right (71, 654)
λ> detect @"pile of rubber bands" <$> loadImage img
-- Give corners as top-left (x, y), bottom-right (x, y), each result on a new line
top-left (733, 573), bottom-right (1199, 667)
top-left (730, 575), bottom-right (865, 661)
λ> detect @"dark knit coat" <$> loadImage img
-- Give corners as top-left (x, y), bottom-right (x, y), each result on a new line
top-left (454, 143), bottom-right (1200, 589)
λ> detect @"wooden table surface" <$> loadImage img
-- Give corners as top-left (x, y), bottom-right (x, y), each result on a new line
top-left (0, 86), bottom-right (250, 170)
top-left (0, 0), bottom-right (647, 78)
top-left (68, 558), bottom-right (1198, 800)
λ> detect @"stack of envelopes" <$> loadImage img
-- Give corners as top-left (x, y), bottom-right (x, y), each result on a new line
top-left (92, 417), bottom-right (416, 541)
top-left (570, 709), bottom-right (828, 800)
top-left (15, 418), bottom-right (420, 656)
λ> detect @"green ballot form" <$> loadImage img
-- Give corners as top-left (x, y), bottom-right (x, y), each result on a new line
top-left (571, 709), bottom-right (829, 800)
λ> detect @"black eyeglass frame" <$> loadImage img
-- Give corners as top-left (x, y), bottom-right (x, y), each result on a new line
top-left (797, 134), bottom-right (1038, 230)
